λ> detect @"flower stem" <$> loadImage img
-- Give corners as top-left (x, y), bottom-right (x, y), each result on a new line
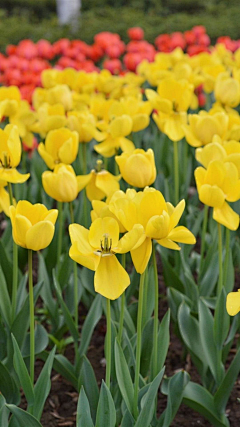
top-left (118, 253), bottom-right (126, 343)
top-left (7, 182), bottom-right (18, 323)
top-left (69, 202), bottom-right (79, 329)
top-left (217, 223), bottom-right (223, 294)
top-left (199, 205), bottom-right (209, 274)
top-left (173, 140), bottom-right (179, 205)
top-left (152, 243), bottom-right (159, 379)
top-left (134, 271), bottom-right (145, 419)
top-left (28, 249), bottom-right (35, 384)
top-left (106, 298), bottom-right (111, 388)
top-left (223, 228), bottom-right (230, 288)
top-left (57, 201), bottom-right (63, 266)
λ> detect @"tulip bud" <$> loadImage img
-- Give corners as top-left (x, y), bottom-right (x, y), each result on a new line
top-left (42, 164), bottom-right (79, 202)
top-left (115, 148), bottom-right (156, 188)
top-left (214, 73), bottom-right (240, 108)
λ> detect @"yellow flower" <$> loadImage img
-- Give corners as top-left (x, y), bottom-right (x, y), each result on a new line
top-left (195, 160), bottom-right (240, 230)
top-left (67, 111), bottom-right (105, 143)
top-left (0, 86), bottom-right (21, 120)
top-left (183, 111), bottom-right (228, 147)
top-left (9, 100), bottom-right (37, 148)
top-left (214, 73), bottom-right (240, 108)
top-left (0, 124), bottom-right (30, 183)
top-left (110, 187), bottom-right (196, 273)
top-left (77, 160), bottom-right (121, 201)
top-left (226, 289), bottom-right (240, 316)
top-left (42, 164), bottom-right (80, 203)
top-left (32, 103), bottom-right (67, 137)
top-left (0, 180), bottom-right (15, 216)
top-left (69, 217), bottom-right (144, 300)
top-left (9, 201), bottom-right (58, 251)
top-left (38, 128), bottom-right (79, 170)
top-left (47, 84), bottom-right (73, 111)
top-left (115, 148), bottom-right (156, 187)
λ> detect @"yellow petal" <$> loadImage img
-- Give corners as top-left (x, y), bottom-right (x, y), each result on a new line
top-left (26, 221), bottom-right (55, 251)
top-left (213, 202), bottom-right (239, 231)
top-left (157, 238), bottom-right (180, 251)
top-left (116, 225), bottom-right (145, 254)
top-left (226, 290), bottom-right (240, 316)
top-left (109, 115), bottom-right (132, 138)
top-left (69, 224), bottom-right (93, 255)
top-left (0, 168), bottom-right (30, 184)
top-left (169, 199), bottom-right (185, 231)
top-left (167, 226), bottom-right (196, 244)
top-left (95, 171), bottom-right (120, 197)
top-left (199, 185), bottom-right (225, 208)
top-left (69, 241), bottom-right (100, 271)
top-left (77, 173), bottom-right (93, 192)
top-left (89, 217), bottom-right (119, 249)
top-left (38, 143), bottom-right (55, 170)
top-left (94, 254), bottom-right (130, 300)
top-left (130, 237), bottom-right (152, 274)
top-left (13, 214), bottom-right (32, 248)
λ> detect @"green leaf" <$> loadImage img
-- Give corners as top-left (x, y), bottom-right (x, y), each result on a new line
top-left (214, 347), bottom-right (240, 414)
top-left (121, 408), bottom-right (135, 427)
top-left (7, 405), bottom-right (43, 427)
top-left (114, 339), bottom-right (134, 415)
top-left (53, 270), bottom-right (79, 344)
top-left (213, 288), bottom-right (230, 349)
top-left (198, 299), bottom-right (225, 385)
top-left (160, 251), bottom-right (184, 293)
top-left (39, 352), bottom-right (78, 390)
top-left (79, 294), bottom-right (102, 356)
top-left (199, 251), bottom-right (218, 296)
top-left (78, 355), bottom-right (99, 423)
top-left (12, 334), bottom-right (34, 407)
top-left (141, 318), bottom-right (154, 377)
top-left (0, 394), bottom-right (9, 426)
top-left (155, 309), bottom-right (170, 374)
top-left (167, 287), bottom-right (193, 322)
top-left (158, 371), bottom-right (190, 427)
top-left (31, 347), bottom-right (56, 420)
top-left (135, 369), bottom-right (164, 427)
top-left (0, 265), bottom-right (11, 325)
top-left (95, 381), bottom-right (116, 427)
top-left (76, 387), bottom-right (94, 427)
top-left (0, 239), bottom-right (13, 291)
top-left (38, 253), bottom-right (59, 330)
top-left (182, 382), bottom-right (229, 427)
top-left (0, 361), bottom-right (20, 404)
top-left (22, 323), bottom-right (49, 357)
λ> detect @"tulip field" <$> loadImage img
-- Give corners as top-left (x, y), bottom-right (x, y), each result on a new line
top-left (1, 25), bottom-right (240, 426)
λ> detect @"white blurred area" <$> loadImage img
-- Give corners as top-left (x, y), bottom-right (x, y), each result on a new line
top-left (56, 0), bottom-right (81, 27)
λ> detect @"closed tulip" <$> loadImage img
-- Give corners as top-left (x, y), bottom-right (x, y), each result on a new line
top-left (115, 148), bottom-right (156, 187)
top-left (214, 73), bottom-right (240, 108)
top-left (9, 201), bottom-right (58, 251)
top-left (42, 164), bottom-right (80, 202)
top-left (38, 128), bottom-right (79, 169)
top-left (183, 111), bottom-right (228, 147)
top-left (226, 290), bottom-right (240, 316)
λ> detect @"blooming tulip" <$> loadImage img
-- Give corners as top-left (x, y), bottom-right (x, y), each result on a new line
top-left (183, 111), bottom-right (228, 147)
top-left (115, 148), bottom-right (156, 187)
top-left (214, 73), bottom-right (240, 108)
top-left (42, 164), bottom-right (81, 202)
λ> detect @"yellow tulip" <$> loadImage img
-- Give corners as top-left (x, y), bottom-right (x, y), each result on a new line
top-left (0, 180), bottom-right (15, 216)
top-left (42, 164), bottom-right (80, 202)
top-left (226, 289), bottom-right (240, 316)
top-left (38, 128), bottom-right (79, 170)
top-left (110, 187), bottom-right (196, 273)
top-left (10, 100), bottom-right (37, 148)
top-left (0, 86), bottom-right (21, 120)
top-left (183, 111), bottom-right (228, 147)
top-left (214, 73), bottom-right (240, 108)
top-left (47, 84), bottom-right (73, 111)
top-left (69, 217), bottom-right (144, 300)
top-left (9, 201), bottom-right (58, 251)
top-left (32, 103), bottom-right (67, 136)
top-left (67, 111), bottom-right (105, 143)
top-left (0, 124), bottom-right (30, 183)
top-left (115, 148), bottom-right (156, 187)
top-left (195, 160), bottom-right (240, 230)
top-left (77, 160), bottom-right (121, 201)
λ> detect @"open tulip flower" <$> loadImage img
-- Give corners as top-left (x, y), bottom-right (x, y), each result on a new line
top-left (0, 86), bottom-right (21, 120)
top-left (32, 103), bottom-right (67, 136)
top-left (69, 217), bottom-right (143, 299)
top-left (38, 128), bottom-right (79, 169)
top-left (183, 111), bottom-right (229, 147)
top-left (9, 200), bottom-right (58, 251)
top-left (226, 289), bottom-right (240, 316)
top-left (195, 160), bottom-right (240, 230)
top-left (77, 159), bottom-right (121, 201)
top-left (9, 100), bottom-right (37, 149)
top-left (115, 148), bottom-right (156, 187)
top-left (110, 187), bottom-right (196, 273)
top-left (0, 124), bottom-right (30, 183)
top-left (42, 164), bottom-right (81, 203)
top-left (196, 139), bottom-right (240, 175)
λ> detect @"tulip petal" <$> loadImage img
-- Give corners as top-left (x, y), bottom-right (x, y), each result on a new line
top-left (169, 199), bottom-right (185, 231)
top-left (69, 224), bottom-right (93, 255)
top-left (167, 226), bottom-right (196, 244)
top-left (38, 143), bottom-right (55, 169)
top-left (0, 168), bottom-right (30, 184)
top-left (89, 217), bottom-right (119, 249)
top-left (95, 171), bottom-right (120, 197)
top-left (157, 238), bottom-right (180, 251)
top-left (131, 237), bottom-right (152, 274)
top-left (69, 242), bottom-right (100, 271)
top-left (213, 202), bottom-right (239, 231)
top-left (226, 290), bottom-right (240, 316)
top-left (116, 225), bottom-right (145, 254)
top-left (26, 221), bottom-right (55, 251)
top-left (94, 254), bottom-right (130, 300)
top-left (14, 214), bottom-right (32, 248)
top-left (77, 173), bottom-right (93, 192)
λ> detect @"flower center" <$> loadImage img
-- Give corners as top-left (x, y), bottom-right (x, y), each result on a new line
top-left (0, 152), bottom-right (11, 168)
top-left (100, 234), bottom-right (112, 254)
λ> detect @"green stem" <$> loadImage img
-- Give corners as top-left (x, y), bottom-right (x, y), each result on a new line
top-left (82, 143), bottom-right (87, 175)
top-left (217, 223), bottom-right (223, 294)
top-left (69, 202), bottom-right (79, 329)
top-left (28, 249), bottom-right (35, 384)
top-left (223, 228), bottom-right (230, 288)
top-left (7, 182), bottom-right (18, 323)
top-left (118, 254), bottom-right (126, 343)
top-left (152, 243), bottom-right (159, 379)
top-left (106, 298), bottom-right (111, 388)
top-left (199, 205), bottom-right (209, 274)
top-left (173, 140), bottom-right (179, 205)
top-left (57, 201), bottom-right (63, 266)
top-left (134, 271), bottom-right (145, 419)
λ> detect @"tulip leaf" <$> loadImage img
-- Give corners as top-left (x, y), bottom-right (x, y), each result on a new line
top-left (22, 323), bottom-right (49, 358)
top-left (7, 405), bottom-right (43, 427)
top-left (135, 369), bottom-right (164, 427)
top-left (141, 318), bottom-right (154, 377)
top-left (213, 288), bottom-right (230, 350)
top-left (31, 347), bottom-right (56, 420)
top-left (12, 334), bottom-right (35, 407)
top-left (121, 408), bottom-right (135, 427)
top-left (0, 265), bottom-right (11, 326)
top-left (0, 393), bottom-right (9, 426)
top-left (0, 361), bottom-right (20, 405)
top-left (115, 338), bottom-right (134, 415)
top-left (167, 287), bottom-right (193, 322)
top-left (38, 253), bottom-right (59, 329)
top-left (155, 309), bottom-right (170, 375)
top-left (199, 250), bottom-right (218, 296)
top-left (214, 346), bottom-right (240, 414)
top-left (198, 299), bottom-right (225, 385)
top-left (40, 351), bottom-right (78, 390)
top-left (0, 239), bottom-right (13, 291)
top-left (223, 250), bottom-right (234, 294)
top-left (53, 270), bottom-right (79, 344)
top-left (160, 250), bottom-right (185, 293)
top-left (76, 387), bottom-right (94, 427)
top-left (78, 355), bottom-right (99, 423)
top-left (158, 371), bottom-right (190, 427)
top-left (79, 294), bottom-right (102, 356)
top-left (95, 381), bottom-right (116, 427)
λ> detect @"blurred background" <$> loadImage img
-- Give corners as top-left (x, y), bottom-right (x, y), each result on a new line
top-left (0, 0), bottom-right (239, 51)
